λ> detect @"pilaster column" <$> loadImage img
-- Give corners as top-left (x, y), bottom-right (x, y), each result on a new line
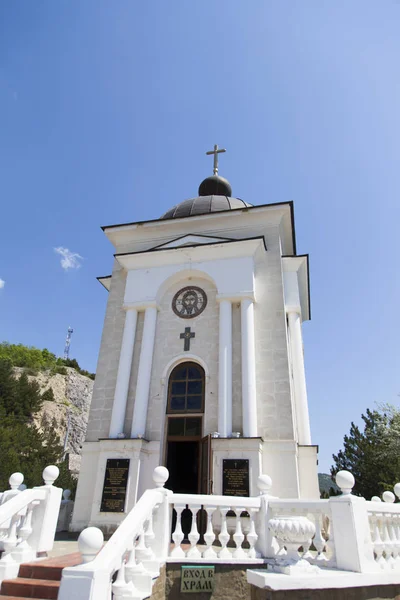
top-left (287, 308), bottom-right (312, 445)
top-left (109, 308), bottom-right (138, 438)
top-left (218, 300), bottom-right (232, 437)
top-left (241, 298), bottom-right (257, 437)
top-left (131, 305), bottom-right (158, 438)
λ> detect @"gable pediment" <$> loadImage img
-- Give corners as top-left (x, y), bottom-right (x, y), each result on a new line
top-left (152, 234), bottom-right (234, 250)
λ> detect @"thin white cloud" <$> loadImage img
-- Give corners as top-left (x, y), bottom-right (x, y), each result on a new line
top-left (0, 279), bottom-right (5, 289)
top-left (54, 247), bottom-right (83, 271)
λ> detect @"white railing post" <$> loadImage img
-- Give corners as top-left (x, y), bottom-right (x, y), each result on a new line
top-left (149, 467), bottom-right (171, 563)
top-left (329, 471), bottom-right (376, 573)
top-left (30, 465), bottom-right (62, 556)
top-left (58, 527), bottom-right (109, 600)
top-left (255, 474), bottom-right (275, 558)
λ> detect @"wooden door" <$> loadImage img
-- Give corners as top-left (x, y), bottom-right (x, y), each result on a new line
top-left (200, 434), bottom-right (212, 494)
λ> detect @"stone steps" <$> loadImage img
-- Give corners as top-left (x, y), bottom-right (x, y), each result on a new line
top-left (0, 553), bottom-right (81, 599)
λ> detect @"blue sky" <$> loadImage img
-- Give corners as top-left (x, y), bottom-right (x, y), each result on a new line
top-left (1, 1), bottom-right (399, 474)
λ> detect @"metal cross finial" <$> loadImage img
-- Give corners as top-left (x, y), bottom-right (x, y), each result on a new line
top-left (206, 144), bottom-right (226, 176)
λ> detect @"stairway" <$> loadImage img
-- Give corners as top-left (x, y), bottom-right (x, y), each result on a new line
top-left (0, 553), bottom-right (81, 599)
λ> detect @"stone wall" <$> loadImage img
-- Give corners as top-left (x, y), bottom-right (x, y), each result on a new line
top-left (85, 261), bottom-right (126, 442)
top-left (251, 584), bottom-right (400, 600)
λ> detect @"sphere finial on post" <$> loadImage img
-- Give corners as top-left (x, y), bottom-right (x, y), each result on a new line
top-left (335, 470), bottom-right (355, 495)
top-left (153, 466), bottom-right (169, 488)
top-left (9, 472), bottom-right (24, 490)
top-left (42, 465), bottom-right (59, 486)
top-left (383, 491), bottom-right (395, 503)
top-left (78, 527), bottom-right (104, 563)
top-left (394, 483), bottom-right (400, 499)
top-left (257, 474), bottom-right (272, 495)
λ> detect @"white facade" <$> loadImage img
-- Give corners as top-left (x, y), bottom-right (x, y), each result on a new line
top-left (71, 198), bottom-right (319, 533)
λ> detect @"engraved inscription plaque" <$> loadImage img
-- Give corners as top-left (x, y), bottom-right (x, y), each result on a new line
top-left (100, 458), bottom-right (130, 513)
top-left (222, 459), bottom-right (250, 497)
top-left (181, 566), bottom-right (215, 593)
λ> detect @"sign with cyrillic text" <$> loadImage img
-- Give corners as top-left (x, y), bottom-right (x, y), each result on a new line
top-left (181, 566), bottom-right (215, 593)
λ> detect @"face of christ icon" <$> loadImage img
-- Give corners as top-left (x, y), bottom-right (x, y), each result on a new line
top-left (172, 286), bottom-right (207, 319)
top-left (182, 291), bottom-right (197, 314)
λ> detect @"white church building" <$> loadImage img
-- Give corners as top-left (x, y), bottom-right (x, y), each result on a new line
top-left (71, 147), bottom-right (319, 533)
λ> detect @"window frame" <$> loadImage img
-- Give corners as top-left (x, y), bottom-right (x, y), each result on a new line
top-left (167, 362), bottom-right (205, 414)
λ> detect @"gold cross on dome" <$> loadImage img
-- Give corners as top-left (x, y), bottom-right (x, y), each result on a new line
top-left (206, 144), bottom-right (226, 175)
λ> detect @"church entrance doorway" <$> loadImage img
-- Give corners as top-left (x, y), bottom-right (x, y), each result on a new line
top-left (165, 363), bottom-right (209, 538)
top-left (166, 439), bottom-right (200, 493)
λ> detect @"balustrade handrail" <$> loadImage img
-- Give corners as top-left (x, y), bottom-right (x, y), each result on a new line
top-left (268, 498), bottom-right (330, 511)
top-left (169, 492), bottom-right (261, 509)
top-left (0, 489), bottom-right (46, 526)
top-left (365, 501), bottom-right (400, 514)
top-left (75, 488), bottom-right (164, 576)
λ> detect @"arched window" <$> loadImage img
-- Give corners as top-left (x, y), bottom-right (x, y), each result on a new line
top-left (167, 362), bottom-right (205, 414)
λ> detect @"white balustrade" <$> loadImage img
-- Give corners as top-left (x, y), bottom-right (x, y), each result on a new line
top-left (59, 469), bottom-right (400, 600)
top-left (367, 499), bottom-right (400, 570)
top-left (168, 494), bottom-right (262, 562)
top-left (0, 465), bottom-right (61, 583)
top-left (59, 466), bottom-right (172, 600)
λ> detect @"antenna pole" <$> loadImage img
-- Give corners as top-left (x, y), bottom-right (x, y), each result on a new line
top-left (64, 327), bottom-right (74, 360)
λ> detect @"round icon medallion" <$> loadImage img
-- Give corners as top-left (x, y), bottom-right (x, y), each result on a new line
top-left (172, 286), bottom-right (207, 319)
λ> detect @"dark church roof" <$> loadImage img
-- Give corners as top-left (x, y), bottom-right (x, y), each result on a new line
top-left (161, 195), bottom-right (251, 219)
top-left (160, 174), bottom-right (252, 219)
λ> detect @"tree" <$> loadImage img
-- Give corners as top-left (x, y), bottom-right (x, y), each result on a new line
top-left (331, 406), bottom-right (400, 499)
top-left (0, 341), bottom-right (95, 379)
top-left (41, 388), bottom-right (55, 403)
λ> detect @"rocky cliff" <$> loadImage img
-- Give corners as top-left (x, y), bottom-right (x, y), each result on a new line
top-left (15, 367), bottom-right (93, 472)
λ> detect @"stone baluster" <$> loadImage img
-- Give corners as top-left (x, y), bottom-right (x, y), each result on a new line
top-left (112, 559), bottom-right (141, 600)
top-left (247, 508), bottom-right (259, 559)
top-left (393, 484), bottom-right (400, 568)
top-left (388, 517), bottom-right (398, 566)
top-left (143, 508), bottom-right (156, 561)
top-left (0, 514), bottom-right (22, 581)
top-left (313, 512), bottom-right (327, 563)
top-left (392, 515), bottom-right (400, 568)
top-left (125, 544), bottom-right (144, 579)
top-left (12, 500), bottom-right (39, 563)
top-left (325, 516), bottom-right (336, 567)
top-left (383, 492), bottom-right (396, 568)
top-left (136, 521), bottom-right (152, 562)
top-left (372, 514), bottom-right (385, 568)
top-left (0, 472), bottom-right (24, 552)
top-left (217, 506), bottom-right (231, 559)
top-left (202, 506), bottom-right (217, 559)
top-left (170, 505), bottom-right (186, 558)
top-left (187, 504), bottom-right (201, 558)
top-left (125, 543), bottom-right (155, 597)
top-left (232, 508), bottom-right (246, 559)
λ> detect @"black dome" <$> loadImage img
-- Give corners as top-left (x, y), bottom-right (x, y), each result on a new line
top-left (198, 175), bottom-right (232, 197)
top-left (161, 195), bottom-right (251, 220)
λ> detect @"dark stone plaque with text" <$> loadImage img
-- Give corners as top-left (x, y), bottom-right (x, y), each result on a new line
top-left (100, 458), bottom-right (130, 512)
top-left (222, 459), bottom-right (250, 497)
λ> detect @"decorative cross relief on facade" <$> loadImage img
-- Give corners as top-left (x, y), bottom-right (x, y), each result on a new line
top-left (172, 286), bottom-right (207, 319)
top-left (180, 327), bottom-right (195, 351)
